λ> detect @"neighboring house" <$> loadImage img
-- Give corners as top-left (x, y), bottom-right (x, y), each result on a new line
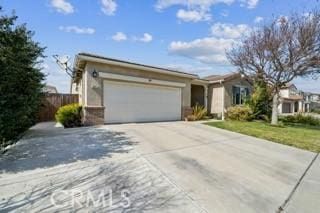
top-left (43, 85), bottom-right (58, 94)
top-left (204, 73), bottom-right (252, 120)
top-left (304, 92), bottom-right (320, 111)
top-left (310, 93), bottom-right (320, 102)
top-left (72, 53), bottom-right (279, 125)
top-left (278, 84), bottom-right (306, 114)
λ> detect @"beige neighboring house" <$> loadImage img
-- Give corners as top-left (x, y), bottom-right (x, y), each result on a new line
top-left (43, 85), bottom-right (58, 94)
top-left (72, 53), bottom-right (252, 125)
top-left (205, 73), bottom-right (252, 120)
top-left (304, 92), bottom-right (320, 111)
top-left (278, 83), bottom-right (306, 114)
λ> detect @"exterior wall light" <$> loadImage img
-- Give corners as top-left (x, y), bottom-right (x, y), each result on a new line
top-left (92, 69), bottom-right (99, 78)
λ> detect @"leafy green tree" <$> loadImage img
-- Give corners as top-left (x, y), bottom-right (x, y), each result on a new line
top-left (0, 8), bottom-right (45, 147)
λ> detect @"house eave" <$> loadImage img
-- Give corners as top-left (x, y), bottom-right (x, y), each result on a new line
top-left (74, 53), bottom-right (199, 80)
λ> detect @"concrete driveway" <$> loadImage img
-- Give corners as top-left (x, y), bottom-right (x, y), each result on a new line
top-left (0, 122), bottom-right (318, 212)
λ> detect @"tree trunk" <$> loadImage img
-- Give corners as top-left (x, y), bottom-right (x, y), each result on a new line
top-left (271, 92), bottom-right (279, 125)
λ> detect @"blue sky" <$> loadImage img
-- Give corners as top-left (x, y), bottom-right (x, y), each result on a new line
top-left (2, 0), bottom-right (319, 93)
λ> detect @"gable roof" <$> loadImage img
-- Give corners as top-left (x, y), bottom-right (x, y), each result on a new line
top-left (204, 72), bottom-right (242, 83)
top-left (74, 52), bottom-right (199, 79)
top-left (43, 85), bottom-right (58, 93)
top-left (282, 83), bottom-right (297, 90)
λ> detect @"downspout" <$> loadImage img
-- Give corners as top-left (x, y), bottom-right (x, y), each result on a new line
top-left (220, 80), bottom-right (225, 120)
top-left (69, 78), bottom-right (74, 94)
top-left (204, 85), bottom-right (208, 110)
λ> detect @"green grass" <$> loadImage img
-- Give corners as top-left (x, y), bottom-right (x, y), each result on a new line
top-left (205, 121), bottom-right (320, 153)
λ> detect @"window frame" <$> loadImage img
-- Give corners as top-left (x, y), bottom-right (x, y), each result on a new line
top-left (232, 85), bottom-right (250, 105)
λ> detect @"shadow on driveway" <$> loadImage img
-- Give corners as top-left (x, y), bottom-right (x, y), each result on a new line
top-left (0, 123), bottom-right (198, 212)
top-left (0, 158), bottom-right (194, 212)
top-left (0, 123), bottom-right (138, 173)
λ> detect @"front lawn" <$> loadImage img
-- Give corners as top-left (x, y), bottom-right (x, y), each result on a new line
top-left (205, 121), bottom-right (320, 152)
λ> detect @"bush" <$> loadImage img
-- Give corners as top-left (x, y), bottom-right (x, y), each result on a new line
top-left (246, 80), bottom-right (271, 120)
top-left (0, 9), bottom-right (45, 148)
top-left (311, 108), bottom-right (320, 114)
top-left (55, 104), bottom-right (82, 128)
top-left (186, 105), bottom-right (208, 121)
top-left (227, 105), bottom-right (253, 121)
top-left (279, 114), bottom-right (320, 126)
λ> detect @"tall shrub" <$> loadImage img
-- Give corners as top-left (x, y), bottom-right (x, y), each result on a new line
top-left (0, 8), bottom-right (45, 147)
top-left (247, 80), bottom-right (271, 120)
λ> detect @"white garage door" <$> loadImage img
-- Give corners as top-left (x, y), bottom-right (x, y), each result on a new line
top-left (103, 80), bottom-right (182, 123)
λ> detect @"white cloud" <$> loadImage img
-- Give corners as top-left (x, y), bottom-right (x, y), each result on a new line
top-left (112, 32), bottom-right (127, 41)
top-left (59, 26), bottom-right (95, 34)
top-left (168, 37), bottom-right (236, 64)
top-left (254, 16), bottom-right (263, 23)
top-left (240, 0), bottom-right (259, 9)
top-left (101, 0), bottom-right (117, 15)
top-left (137, 33), bottom-right (153, 43)
top-left (246, 0), bottom-right (259, 9)
top-left (155, 0), bottom-right (234, 22)
top-left (176, 9), bottom-right (211, 22)
top-left (210, 22), bottom-right (250, 39)
top-left (51, 0), bottom-right (74, 14)
top-left (155, 0), bottom-right (234, 11)
top-left (155, 0), bottom-right (260, 23)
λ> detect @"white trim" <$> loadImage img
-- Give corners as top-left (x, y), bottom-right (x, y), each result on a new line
top-left (209, 80), bottom-right (225, 84)
top-left (191, 79), bottom-right (210, 85)
top-left (77, 55), bottom-right (197, 79)
top-left (204, 86), bottom-right (208, 109)
top-left (84, 70), bottom-right (88, 106)
top-left (99, 72), bottom-right (186, 88)
top-left (221, 86), bottom-right (225, 120)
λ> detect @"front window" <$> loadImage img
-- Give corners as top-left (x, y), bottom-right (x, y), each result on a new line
top-left (289, 89), bottom-right (298, 96)
top-left (232, 86), bottom-right (250, 105)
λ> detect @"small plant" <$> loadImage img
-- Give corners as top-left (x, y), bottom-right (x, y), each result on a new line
top-left (186, 115), bottom-right (197, 121)
top-left (192, 105), bottom-right (207, 120)
top-left (55, 104), bottom-right (82, 128)
top-left (279, 114), bottom-right (320, 126)
top-left (226, 105), bottom-right (253, 121)
top-left (187, 105), bottom-right (207, 121)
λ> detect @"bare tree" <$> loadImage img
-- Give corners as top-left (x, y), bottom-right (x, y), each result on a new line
top-left (227, 10), bottom-right (320, 125)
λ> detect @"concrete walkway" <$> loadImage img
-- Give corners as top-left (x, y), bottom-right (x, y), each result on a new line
top-left (0, 121), bottom-right (318, 212)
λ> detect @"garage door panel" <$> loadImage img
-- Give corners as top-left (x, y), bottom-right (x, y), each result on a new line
top-left (103, 80), bottom-right (181, 123)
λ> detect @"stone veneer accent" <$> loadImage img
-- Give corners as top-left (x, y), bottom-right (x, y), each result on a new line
top-left (182, 106), bottom-right (193, 120)
top-left (83, 106), bottom-right (105, 126)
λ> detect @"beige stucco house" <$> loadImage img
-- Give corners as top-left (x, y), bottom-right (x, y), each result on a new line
top-left (304, 92), bottom-right (320, 111)
top-left (278, 84), bottom-right (307, 114)
top-left (72, 53), bottom-right (252, 125)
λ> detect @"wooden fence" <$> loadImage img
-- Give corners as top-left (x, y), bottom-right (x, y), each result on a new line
top-left (38, 93), bottom-right (79, 122)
